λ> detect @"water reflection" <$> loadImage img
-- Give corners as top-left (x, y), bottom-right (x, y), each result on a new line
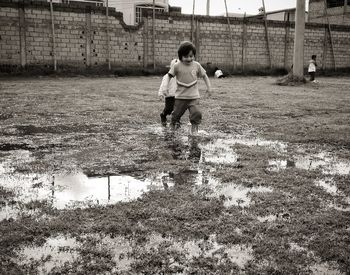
top-left (52, 173), bottom-right (174, 209)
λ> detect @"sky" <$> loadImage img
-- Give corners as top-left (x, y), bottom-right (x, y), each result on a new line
top-left (168, 0), bottom-right (309, 16)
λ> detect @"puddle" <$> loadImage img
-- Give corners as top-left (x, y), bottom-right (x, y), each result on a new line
top-left (206, 182), bottom-right (273, 207)
top-left (310, 262), bottom-right (344, 275)
top-left (316, 178), bottom-right (338, 194)
top-left (52, 173), bottom-right (174, 209)
top-left (295, 153), bottom-right (350, 175)
top-left (16, 234), bottom-right (79, 274)
top-left (268, 153), bottom-right (350, 175)
top-left (200, 139), bottom-right (239, 164)
top-left (0, 171), bottom-right (176, 218)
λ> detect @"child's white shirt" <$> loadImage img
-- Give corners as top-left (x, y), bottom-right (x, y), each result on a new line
top-left (158, 74), bottom-right (177, 97)
top-left (308, 60), bottom-right (316, 72)
top-left (214, 70), bottom-right (223, 78)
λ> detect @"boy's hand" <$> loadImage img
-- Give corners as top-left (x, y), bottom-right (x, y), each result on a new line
top-left (158, 94), bottom-right (165, 101)
top-left (204, 89), bottom-right (212, 98)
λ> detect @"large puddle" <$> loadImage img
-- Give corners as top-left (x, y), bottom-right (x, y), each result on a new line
top-left (1, 129), bottom-right (349, 219)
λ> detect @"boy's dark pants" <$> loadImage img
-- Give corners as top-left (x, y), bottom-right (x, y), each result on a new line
top-left (160, 96), bottom-right (175, 122)
top-left (309, 72), bottom-right (315, 81)
top-left (171, 99), bottom-right (202, 126)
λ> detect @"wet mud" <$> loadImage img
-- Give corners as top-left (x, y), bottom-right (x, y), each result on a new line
top-left (0, 76), bottom-right (349, 274)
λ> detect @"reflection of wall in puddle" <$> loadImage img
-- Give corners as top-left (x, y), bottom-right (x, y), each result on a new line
top-left (52, 173), bottom-right (174, 209)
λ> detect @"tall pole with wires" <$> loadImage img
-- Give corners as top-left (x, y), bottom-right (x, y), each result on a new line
top-left (292, 0), bottom-right (306, 78)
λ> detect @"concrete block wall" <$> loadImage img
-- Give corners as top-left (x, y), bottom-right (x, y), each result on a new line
top-left (0, 6), bottom-right (21, 65)
top-left (0, 0), bottom-right (350, 73)
top-left (309, 0), bottom-right (350, 25)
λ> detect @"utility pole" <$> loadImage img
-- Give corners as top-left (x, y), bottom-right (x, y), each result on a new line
top-left (292, 0), bottom-right (306, 78)
top-left (206, 0), bottom-right (210, 16)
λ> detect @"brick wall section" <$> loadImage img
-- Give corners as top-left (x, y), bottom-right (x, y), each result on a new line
top-left (309, 0), bottom-right (350, 25)
top-left (1, 0), bottom-right (350, 72)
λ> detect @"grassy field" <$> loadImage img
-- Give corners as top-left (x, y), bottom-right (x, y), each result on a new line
top-left (0, 75), bottom-right (349, 274)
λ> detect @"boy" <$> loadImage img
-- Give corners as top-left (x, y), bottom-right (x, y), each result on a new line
top-left (166, 41), bottom-right (211, 135)
top-left (308, 55), bottom-right (318, 83)
top-left (158, 59), bottom-right (178, 126)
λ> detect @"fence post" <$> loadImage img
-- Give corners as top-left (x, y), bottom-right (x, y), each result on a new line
top-left (18, 1), bottom-right (26, 68)
top-left (49, 0), bottom-right (57, 71)
top-left (85, 7), bottom-right (92, 67)
top-left (106, 0), bottom-right (111, 70)
top-left (224, 0), bottom-right (235, 70)
top-left (241, 15), bottom-right (247, 71)
top-left (262, 0), bottom-right (272, 69)
top-left (284, 15), bottom-right (290, 70)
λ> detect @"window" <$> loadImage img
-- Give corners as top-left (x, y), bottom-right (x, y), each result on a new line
top-left (135, 5), bottom-right (165, 24)
top-left (327, 0), bottom-right (349, 8)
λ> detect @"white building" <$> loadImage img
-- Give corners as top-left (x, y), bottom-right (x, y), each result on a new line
top-left (110, 0), bottom-right (169, 25)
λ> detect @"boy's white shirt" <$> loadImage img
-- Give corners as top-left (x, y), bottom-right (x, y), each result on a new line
top-left (158, 74), bottom-right (177, 97)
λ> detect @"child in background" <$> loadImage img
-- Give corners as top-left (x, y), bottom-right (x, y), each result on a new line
top-left (214, 67), bottom-right (224, 78)
top-left (158, 59), bottom-right (178, 126)
top-left (308, 55), bottom-right (318, 83)
top-left (166, 41), bottom-right (212, 135)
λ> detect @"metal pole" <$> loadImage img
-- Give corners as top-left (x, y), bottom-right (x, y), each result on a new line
top-left (152, 0), bottom-right (155, 70)
top-left (292, 0), bottom-right (306, 78)
top-left (106, 0), bottom-right (111, 70)
top-left (262, 0), bottom-right (272, 69)
top-left (224, 0), bottom-right (235, 70)
top-left (49, 0), bottom-right (57, 71)
top-left (206, 0), bottom-right (210, 16)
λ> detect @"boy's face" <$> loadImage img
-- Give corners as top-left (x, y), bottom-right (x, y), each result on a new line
top-left (181, 50), bottom-right (195, 64)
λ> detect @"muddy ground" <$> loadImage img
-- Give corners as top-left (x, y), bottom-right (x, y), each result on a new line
top-left (0, 75), bottom-right (349, 274)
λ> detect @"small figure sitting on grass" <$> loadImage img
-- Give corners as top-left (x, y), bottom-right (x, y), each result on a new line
top-left (214, 67), bottom-right (225, 78)
top-left (165, 41), bottom-right (212, 136)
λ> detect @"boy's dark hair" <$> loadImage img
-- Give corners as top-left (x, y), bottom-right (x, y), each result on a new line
top-left (178, 41), bottom-right (196, 60)
top-left (312, 55), bottom-right (317, 59)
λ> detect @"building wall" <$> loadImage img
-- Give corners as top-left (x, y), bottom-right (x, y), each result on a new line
top-left (111, 0), bottom-right (168, 25)
top-left (309, 0), bottom-right (350, 25)
top-left (0, 0), bottom-right (349, 72)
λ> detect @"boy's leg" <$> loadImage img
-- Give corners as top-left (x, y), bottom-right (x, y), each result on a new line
top-left (160, 97), bottom-right (175, 125)
top-left (164, 97), bottom-right (175, 116)
top-left (188, 99), bottom-right (202, 135)
top-left (171, 99), bottom-right (189, 129)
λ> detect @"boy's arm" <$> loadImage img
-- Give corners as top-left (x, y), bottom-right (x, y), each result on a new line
top-left (203, 74), bottom-right (212, 97)
top-left (158, 74), bottom-right (170, 100)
